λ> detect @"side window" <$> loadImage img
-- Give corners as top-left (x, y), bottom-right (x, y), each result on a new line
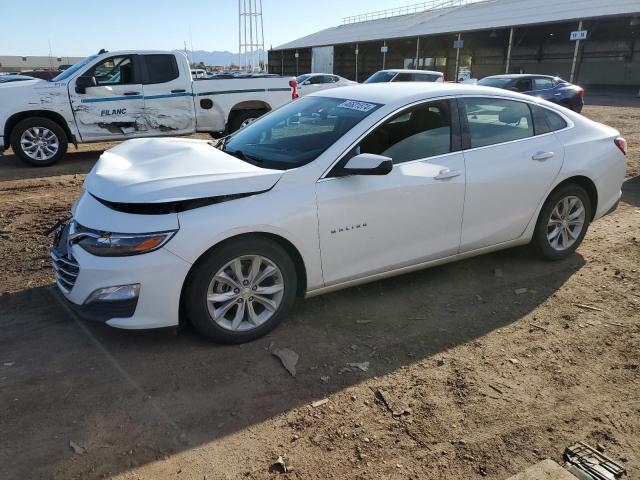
top-left (330, 75), bottom-right (340, 83)
top-left (393, 73), bottom-right (413, 82)
top-left (462, 97), bottom-right (534, 148)
top-left (512, 78), bottom-right (532, 92)
top-left (534, 77), bottom-right (554, 90)
top-left (358, 100), bottom-right (452, 164)
top-left (543, 108), bottom-right (568, 131)
top-left (88, 56), bottom-right (134, 85)
top-left (143, 54), bottom-right (179, 84)
top-left (309, 76), bottom-right (323, 84)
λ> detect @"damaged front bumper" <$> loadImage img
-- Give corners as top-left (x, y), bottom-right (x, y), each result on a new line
top-left (50, 219), bottom-right (192, 329)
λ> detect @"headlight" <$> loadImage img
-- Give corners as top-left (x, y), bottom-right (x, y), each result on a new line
top-left (71, 223), bottom-right (177, 257)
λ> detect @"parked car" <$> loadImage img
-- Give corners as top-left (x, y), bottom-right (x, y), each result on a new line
top-left (364, 69), bottom-right (444, 83)
top-left (51, 83), bottom-right (626, 343)
top-left (0, 50), bottom-right (296, 166)
top-left (190, 68), bottom-right (207, 79)
top-left (477, 74), bottom-right (584, 112)
top-left (0, 74), bottom-right (37, 83)
top-left (296, 73), bottom-right (356, 96)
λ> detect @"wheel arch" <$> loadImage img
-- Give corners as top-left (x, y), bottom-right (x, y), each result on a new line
top-left (229, 100), bottom-right (272, 114)
top-left (179, 231), bottom-right (308, 323)
top-left (4, 110), bottom-right (74, 147)
top-left (548, 175), bottom-right (598, 221)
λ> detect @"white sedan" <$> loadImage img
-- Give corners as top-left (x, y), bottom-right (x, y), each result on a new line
top-left (51, 83), bottom-right (627, 343)
top-left (296, 73), bottom-right (356, 96)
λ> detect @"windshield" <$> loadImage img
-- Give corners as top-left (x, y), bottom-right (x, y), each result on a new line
top-left (364, 71), bottom-right (396, 84)
top-left (296, 74), bottom-right (311, 84)
top-left (51, 55), bottom-right (99, 82)
top-left (220, 96), bottom-right (382, 170)
top-left (477, 77), bottom-right (514, 88)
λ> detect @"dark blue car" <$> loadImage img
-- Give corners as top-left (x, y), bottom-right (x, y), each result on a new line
top-left (477, 74), bottom-right (584, 113)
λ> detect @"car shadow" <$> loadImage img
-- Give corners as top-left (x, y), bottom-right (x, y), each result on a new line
top-left (0, 246), bottom-right (586, 479)
top-left (0, 149), bottom-right (103, 181)
top-left (622, 175), bottom-right (640, 207)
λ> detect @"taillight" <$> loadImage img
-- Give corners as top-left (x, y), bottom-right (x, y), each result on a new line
top-left (289, 79), bottom-right (298, 100)
top-left (578, 88), bottom-right (585, 97)
top-left (614, 137), bottom-right (627, 155)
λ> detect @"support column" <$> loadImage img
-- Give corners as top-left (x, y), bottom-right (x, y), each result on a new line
top-left (505, 27), bottom-right (514, 74)
top-left (415, 37), bottom-right (420, 69)
top-left (355, 43), bottom-right (359, 82)
top-left (295, 49), bottom-right (299, 76)
top-left (382, 40), bottom-right (387, 69)
top-left (570, 20), bottom-right (583, 83)
top-left (454, 33), bottom-right (461, 82)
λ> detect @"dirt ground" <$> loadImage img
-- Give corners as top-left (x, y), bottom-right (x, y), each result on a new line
top-left (0, 105), bottom-right (638, 480)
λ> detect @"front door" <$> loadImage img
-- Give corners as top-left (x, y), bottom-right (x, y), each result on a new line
top-left (316, 99), bottom-right (466, 286)
top-left (459, 96), bottom-right (564, 251)
top-left (69, 54), bottom-right (146, 141)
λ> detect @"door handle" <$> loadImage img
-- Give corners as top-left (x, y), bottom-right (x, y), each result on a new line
top-left (171, 89), bottom-right (186, 93)
top-left (532, 151), bottom-right (554, 161)
top-left (123, 91), bottom-right (140, 96)
top-left (434, 168), bottom-right (462, 180)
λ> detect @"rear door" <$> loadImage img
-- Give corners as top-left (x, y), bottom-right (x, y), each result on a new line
top-left (140, 54), bottom-right (195, 135)
top-left (68, 54), bottom-right (145, 141)
top-left (458, 96), bottom-right (564, 251)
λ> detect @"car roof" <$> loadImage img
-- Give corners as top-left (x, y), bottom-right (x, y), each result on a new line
top-left (381, 69), bottom-right (443, 75)
top-left (484, 74), bottom-right (556, 79)
top-left (310, 82), bottom-right (533, 105)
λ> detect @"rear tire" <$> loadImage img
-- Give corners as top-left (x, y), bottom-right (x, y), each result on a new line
top-left (228, 109), bottom-right (266, 133)
top-left (184, 237), bottom-right (298, 344)
top-left (532, 184), bottom-right (591, 260)
top-left (10, 117), bottom-right (68, 167)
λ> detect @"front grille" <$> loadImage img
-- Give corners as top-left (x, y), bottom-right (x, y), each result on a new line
top-left (50, 221), bottom-right (80, 294)
top-left (51, 249), bottom-right (79, 293)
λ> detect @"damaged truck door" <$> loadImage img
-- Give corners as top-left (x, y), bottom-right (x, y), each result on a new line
top-left (139, 53), bottom-right (195, 134)
top-left (69, 55), bottom-right (146, 140)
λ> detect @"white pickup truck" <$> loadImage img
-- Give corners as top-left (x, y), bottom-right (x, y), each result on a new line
top-left (0, 50), bottom-right (297, 166)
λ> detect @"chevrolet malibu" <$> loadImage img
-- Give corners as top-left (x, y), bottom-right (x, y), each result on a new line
top-left (51, 83), bottom-right (627, 343)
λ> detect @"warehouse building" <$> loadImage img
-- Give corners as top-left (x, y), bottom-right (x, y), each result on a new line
top-left (268, 0), bottom-right (640, 87)
top-left (0, 55), bottom-right (83, 73)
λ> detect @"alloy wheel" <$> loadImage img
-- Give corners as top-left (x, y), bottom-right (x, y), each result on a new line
top-left (206, 255), bottom-right (285, 331)
top-left (20, 126), bottom-right (59, 161)
top-left (547, 195), bottom-right (586, 251)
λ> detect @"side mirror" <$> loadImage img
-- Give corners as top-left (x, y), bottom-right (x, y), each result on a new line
top-left (75, 76), bottom-right (97, 94)
top-left (338, 153), bottom-right (393, 176)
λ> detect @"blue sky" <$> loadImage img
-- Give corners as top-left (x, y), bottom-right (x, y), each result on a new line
top-left (1, 0), bottom-right (419, 56)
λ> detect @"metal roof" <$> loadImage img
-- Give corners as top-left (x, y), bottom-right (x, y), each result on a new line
top-left (273, 0), bottom-right (640, 50)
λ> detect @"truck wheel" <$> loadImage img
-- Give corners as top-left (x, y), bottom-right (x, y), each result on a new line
top-left (10, 117), bottom-right (68, 167)
top-left (184, 237), bottom-right (297, 344)
top-left (228, 109), bottom-right (266, 133)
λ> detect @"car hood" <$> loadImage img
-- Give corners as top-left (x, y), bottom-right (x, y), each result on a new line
top-left (84, 137), bottom-right (284, 204)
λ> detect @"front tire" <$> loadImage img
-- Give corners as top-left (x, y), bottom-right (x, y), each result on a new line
top-left (532, 184), bottom-right (591, 260)
top-left (184, 238), bottom-right (298, 343)
top-left (10, 117), bottom-right (68, 166)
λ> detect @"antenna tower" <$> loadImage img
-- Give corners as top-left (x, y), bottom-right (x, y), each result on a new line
top-left (238, 0), bottom-right (265, 72)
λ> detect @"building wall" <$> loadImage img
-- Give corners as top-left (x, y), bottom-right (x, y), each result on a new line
top-left (0, 55), bottom-right (84, 72)
top-left (269, 16), bottom-right (640, 86)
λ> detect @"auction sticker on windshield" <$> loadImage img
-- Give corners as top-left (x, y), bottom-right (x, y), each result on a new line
top-left (336, 100), bottom-right (378, 112)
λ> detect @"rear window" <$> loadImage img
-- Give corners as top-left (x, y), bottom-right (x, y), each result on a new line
top-left (534, 77), bottom-right (554, 90)
top-left (393, 72), bottom-right (441, 82)
top-left (364, 71), bottom-right (396, 83)
top-left (143, 54), bottom-right (179, 84)
top-left (477, 77), bottom-right (513, 88)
